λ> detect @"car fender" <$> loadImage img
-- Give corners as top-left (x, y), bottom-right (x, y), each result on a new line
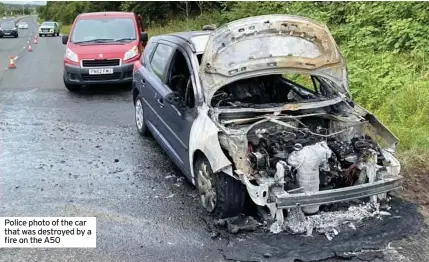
top-left (188, 105), bottom-right (233, 185)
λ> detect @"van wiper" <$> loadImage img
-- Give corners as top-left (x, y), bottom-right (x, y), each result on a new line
top-left (73, 38), bottom-right (115, 44)
top-left (114, 37), bottom-right (136, 42)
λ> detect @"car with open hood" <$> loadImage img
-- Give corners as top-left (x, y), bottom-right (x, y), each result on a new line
top-left (39, 21), bottom-right (60, 36)
top-left (61, 12), bottom-right (148, 91)
top-left (132, 15), bottom-right (402, 231)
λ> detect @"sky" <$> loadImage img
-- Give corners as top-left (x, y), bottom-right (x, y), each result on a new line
top-left (1, 1), bottom-right (46, 5)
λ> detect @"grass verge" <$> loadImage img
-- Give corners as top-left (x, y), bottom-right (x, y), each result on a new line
top-left (61, 24), bottom-right (71, 35)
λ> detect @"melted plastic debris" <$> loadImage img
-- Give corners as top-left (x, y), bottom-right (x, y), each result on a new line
top-left (281, 202), bottom-right (391, 240)
top-left (214, 215), bottom-right (260, 234)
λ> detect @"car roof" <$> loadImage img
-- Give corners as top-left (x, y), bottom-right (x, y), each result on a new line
top-left (77, 12), bottom-right (135, 19)
top-left (152, 31), bottom-right (211, 53)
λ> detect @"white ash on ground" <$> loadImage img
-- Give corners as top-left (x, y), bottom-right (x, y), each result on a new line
top-left (281, 202), bottom-right (392, 240)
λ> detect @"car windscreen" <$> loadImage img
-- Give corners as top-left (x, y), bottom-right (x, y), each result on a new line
top-left (71, 18), bottom-right (136, 43)
top-left (0, 22), bottom-right (15, 29)
top-left (41, 22), bottom-right (55, 27)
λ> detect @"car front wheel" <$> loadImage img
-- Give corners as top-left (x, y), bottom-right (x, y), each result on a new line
top-left (135, 94), bottom-right (149, 136)
top-left (194, 156), bottom-right (245, 218)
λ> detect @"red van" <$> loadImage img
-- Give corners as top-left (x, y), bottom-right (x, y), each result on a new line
top-left (61, 12), bottom-right (148, 91)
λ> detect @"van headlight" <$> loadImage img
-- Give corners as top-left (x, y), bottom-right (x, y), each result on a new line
top-left (65, 48), bottom-right (78, 63)
top-left (123, 46), bottom-right (138, 61)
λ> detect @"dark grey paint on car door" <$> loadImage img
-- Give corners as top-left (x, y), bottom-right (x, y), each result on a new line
top-left (156, 45), bottom-right (198, 176)
top-left (137, 41), bottom-right (190, 173)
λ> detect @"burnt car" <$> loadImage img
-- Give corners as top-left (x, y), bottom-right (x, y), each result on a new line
top-left (132, 15), bottom-right (402, 230)
top-left (0, 20), bottom-right (18, 38)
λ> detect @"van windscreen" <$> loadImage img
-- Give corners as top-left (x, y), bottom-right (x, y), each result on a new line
top-left (71, 18), bottom-right (136, 43)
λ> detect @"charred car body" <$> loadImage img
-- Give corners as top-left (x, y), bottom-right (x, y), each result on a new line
top-left (133, 15), bottom-right (402, 231)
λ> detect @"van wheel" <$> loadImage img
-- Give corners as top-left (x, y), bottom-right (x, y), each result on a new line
top-left (194, 156), bottom-right (245, 218)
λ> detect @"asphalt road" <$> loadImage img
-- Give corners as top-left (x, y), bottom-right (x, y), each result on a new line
top-left (0, 18), bottom-right (428, 262)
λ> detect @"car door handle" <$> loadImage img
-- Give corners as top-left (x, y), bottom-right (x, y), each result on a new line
top-left (140, 78), bottom-right (145, 85)
top-left (157, 98), bottom-right (164, 107)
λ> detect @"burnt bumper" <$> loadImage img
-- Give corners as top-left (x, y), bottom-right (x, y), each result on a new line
top-left (274, 176), bottom-right (403, 208)
top-left (64, 63), bottom-right (134, 85)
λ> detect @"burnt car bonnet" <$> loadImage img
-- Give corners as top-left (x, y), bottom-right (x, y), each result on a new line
top-left (199, 15), bottom-right (350, 103)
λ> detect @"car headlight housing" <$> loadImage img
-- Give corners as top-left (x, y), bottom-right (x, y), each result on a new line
top-left (123, 46), bottom-right (138, 61)
top-left (12, 27), bottom-right (16, 30)
top-left (65, 48), bottom-right (78, 63)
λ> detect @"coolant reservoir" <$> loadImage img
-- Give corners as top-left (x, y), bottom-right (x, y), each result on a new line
top-left (288, 141), bottom-right (332, 215)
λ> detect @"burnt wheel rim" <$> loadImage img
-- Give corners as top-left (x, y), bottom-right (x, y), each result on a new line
top-left (135, 99), bottom-right (144, 130)
top-left (197, 162), bottom-right (217, 212)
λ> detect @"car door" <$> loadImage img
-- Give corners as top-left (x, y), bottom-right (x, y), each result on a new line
top-left (136, 41), bottom-right (189, 170)
top-left (156, 45), bottom-right (198, 176)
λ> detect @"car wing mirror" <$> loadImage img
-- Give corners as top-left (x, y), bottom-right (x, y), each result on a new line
top-left (62, 35), bottom-right (68, 45)
top-left (141, 32), bottom-right (148, 43)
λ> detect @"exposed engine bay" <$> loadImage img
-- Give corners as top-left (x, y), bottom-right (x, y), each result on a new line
top-left (211, 75), bottom-right (402, 235)
top-left (211, 75), bottom-right (338, 108)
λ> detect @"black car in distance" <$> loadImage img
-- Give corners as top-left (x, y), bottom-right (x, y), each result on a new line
top-left (0, 20), bottom-right (19, 38)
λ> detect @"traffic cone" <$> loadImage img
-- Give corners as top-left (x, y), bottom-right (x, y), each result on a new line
top-left (34, 38), bottom-right (38, 44)
top-left (8, 57), bottom-right (16, 69)
top-left (28, 44), bottom-right (32, 52)
top-left (35, 34), bottom-right (38, 39)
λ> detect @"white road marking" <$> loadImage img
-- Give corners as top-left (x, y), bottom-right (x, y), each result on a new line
top-left (14, 56), bottom-right (18, 60)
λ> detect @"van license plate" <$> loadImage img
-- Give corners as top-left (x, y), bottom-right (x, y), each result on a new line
top-left (89, 68), bottom-right (113, 75)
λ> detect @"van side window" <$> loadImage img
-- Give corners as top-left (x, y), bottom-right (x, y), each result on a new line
top-left (150, 43), bottom-right (174, 82)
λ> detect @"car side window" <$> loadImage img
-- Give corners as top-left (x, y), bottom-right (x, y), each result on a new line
top-left (165, 48), bottom-right (196, 109)
top-left (150, 43), bottom-right (174, 83)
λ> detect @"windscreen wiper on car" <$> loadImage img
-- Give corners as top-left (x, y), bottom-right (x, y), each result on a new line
top-left (114, 37), bottom-right (136, 42)
top-left (73, 38), bottom-right (115, 44)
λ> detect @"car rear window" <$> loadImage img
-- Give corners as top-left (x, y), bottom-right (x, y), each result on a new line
top-left (71, 18), bottom-right (136, 43)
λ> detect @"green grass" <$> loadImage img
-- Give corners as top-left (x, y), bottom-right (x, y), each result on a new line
top-left (61, 24), bottom-right (71, 35)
